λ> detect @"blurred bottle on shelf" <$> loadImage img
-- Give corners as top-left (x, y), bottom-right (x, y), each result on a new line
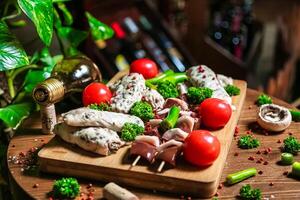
top-left (138, 15), bottom-right (186, 72)
top-left (208, 0), bottom-right (254, 61)
top-left (123, 17), bottom-right (175, 72)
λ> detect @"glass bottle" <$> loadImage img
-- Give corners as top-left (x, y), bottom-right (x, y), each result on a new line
top-left (33, 56), bottom-right (101, 134)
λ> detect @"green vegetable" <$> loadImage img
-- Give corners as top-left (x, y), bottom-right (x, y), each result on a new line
top-left (224, 84), bottom-right (240, 96)
top-left (256, 94), bottom-right (272, 106)
top-left (239, 184), bottom-right (261, 200)
top-left (290, 109), bottom-right (300, 122)
top-left (283, 136), bottom-right (300, 155)
top-left (226, 168), bottom-right (257, 185)
top-left (145, 71), bottom-right (187, 89)
top-left (187, 87), bottom-right (213, 104)
top-left (281, 153), bottom-right (294, 165)
top-left (238, 135), bottom-right (260, 149)
top-left (292, 162), bottom-right (300, 177)
top-left (157, 80), bottom-right (179, 98)
top-left (146, 70), bottom-right (175, 85)
top-left (52, 177), bottom-right (80, 199)
top-left (0, 21), bottom-right (29, 71)
top-left (89, 103), bottom-right (112, 111)
top-left (129, 101), bottom-right (154, 121)
top-left (18, 0), bottom-right (54, 46)
top-left (121, 123), bottom-right (144, 142)
top-left (159, 106), bottom-right (180, 132)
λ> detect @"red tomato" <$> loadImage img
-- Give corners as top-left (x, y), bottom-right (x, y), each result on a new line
top-left (130, 58), bottom-right (158, 79)
top-left (183, 130), bottom-right (221, 167)
top-left (82, 83), bottom-right (112, 106)
top-left (199, 98), bottom-right (232, 129)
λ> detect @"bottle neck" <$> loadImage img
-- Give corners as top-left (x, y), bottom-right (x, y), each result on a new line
top-left (33, 78), bottom-right (65, 106)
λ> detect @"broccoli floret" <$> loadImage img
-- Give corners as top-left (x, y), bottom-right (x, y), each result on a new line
top-left (239, 184), bottom-right (261, 200)
top-left (52, 177), bottom-right (80, 199)
top-left (157, 80), bottom-right (179, 98)
top-left (256, 94), bottom-right (272, 106)
top-left (187, 87), bottom-right (213, 104)
top-left (225, 84), bottom-right (240, 96)
top-left (121, 123), bottom-right (144, 142)
top-left (238, 135), bottom-right (260, 149)
top-left (130, 101), bottom-right (154, 121)
top-left (89, 103), bottom-right (112, 111)
top-left (283, 136), bottom-right (300, 155)
top-left (159, 106), bottom-right (180, 132)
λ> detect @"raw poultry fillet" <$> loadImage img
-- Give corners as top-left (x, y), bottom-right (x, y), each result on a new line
top-left (54, 123), bottom-right (124, 156)
top-left (187, 65), bottom-right (232, 105)
top-left (110, 73), bottom-right (146, 113)
top-left (62, 107), bottom-right (144, 132)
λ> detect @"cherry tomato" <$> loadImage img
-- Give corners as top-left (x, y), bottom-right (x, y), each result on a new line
top-left (183, 130), bottom-right (221, 167)
top-left (82, 83), bottom-right (112, 106)
top-left (199, 98), bottom-right (232, 129)
top-left (130, 58), bottom-right (159, 79)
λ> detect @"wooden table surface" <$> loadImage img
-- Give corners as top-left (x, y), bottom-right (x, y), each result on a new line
top-left (7, 89), bottom-right (300, 200)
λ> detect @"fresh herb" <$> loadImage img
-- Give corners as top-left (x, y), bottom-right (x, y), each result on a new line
top-left (239, 184), bottom-right (261, 200)
top-left (238, 135), bottom-right (260, 149)
top-left (129, 101), bottom-right (154, 121)
top-left (292, 162), bottom-right (300, 178)
top-left (159, 106), bottom-right (180, 132)
top-left (256, 94), bottom-right (272, 106)
top-left (226, 168), bottom-right (257, 185)
top-left (224, 84), bottom-right (240, 96)
top-left (121, 123), bottom-right (144, 142)
top-left (290, 109), bottom-right (300, 122)
top-left (89, 103), bottom-right (112, 111)
top-left (282, 136), bottom-right (300, 155)
top-left (52, 177), bottom-right (80, 199)
top-left (187, 87), bottom-right (213, 104)
top-left (157, 80), bottom-right (179, 98)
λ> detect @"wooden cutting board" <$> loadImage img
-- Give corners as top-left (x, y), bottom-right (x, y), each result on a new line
top-left (38, 78), bottom-right (247, 198)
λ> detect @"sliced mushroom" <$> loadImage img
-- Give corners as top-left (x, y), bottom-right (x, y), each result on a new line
top-left (257, 104), bottom-right (292, 132)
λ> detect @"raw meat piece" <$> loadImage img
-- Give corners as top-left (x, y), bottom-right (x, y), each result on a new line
top-left (62, 107), bottom-right (144, 132)
top-left (54, 123), bottom-right (124, 156)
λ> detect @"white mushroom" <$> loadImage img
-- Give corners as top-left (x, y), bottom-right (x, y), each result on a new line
top-left (257, 104), bottom-right (292, 132)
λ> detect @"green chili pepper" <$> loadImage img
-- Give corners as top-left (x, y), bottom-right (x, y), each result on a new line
top-left (290, 109), bottom-right (300, 122)
top-left (281, 153), bottom-right (294, 165)
top-left (292, 162), bottom-right (300, 177)
top-left (226, 168), bottom-right (257, 185)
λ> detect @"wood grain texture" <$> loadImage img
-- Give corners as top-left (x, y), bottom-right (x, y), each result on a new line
top-left (7, 89), bottom-right (300, 200)
top-left (37, 80), bottom-right (246, 198)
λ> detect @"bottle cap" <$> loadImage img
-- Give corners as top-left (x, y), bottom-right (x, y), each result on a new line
top-left (33, 78), bottom-right (65, 106)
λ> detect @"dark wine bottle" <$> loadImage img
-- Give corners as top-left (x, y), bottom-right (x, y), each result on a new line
top-left (138, 15), bottom-right (187, 72)
top-left (122, 17), bottom-right (175, 72)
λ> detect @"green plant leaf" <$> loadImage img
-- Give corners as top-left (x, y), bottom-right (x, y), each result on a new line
top-left (0, 21), bottom-right (29, 71)
top-left (85, 12), bottom-right (114, 41)
top-left (52, 0), bottom-right (71, 2)
top-left (18, 0), bottom-right (54, 46)
top-left (57, 27), bottom-right (88, 47)
top-left (56, 26), bottom-right (87, 56)
top-left (0, 102), bottom-right (35, 128)
top-left (23, 70), bottom-right (50, 93)
top-left (57, 3), bottom-right (73, 26)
